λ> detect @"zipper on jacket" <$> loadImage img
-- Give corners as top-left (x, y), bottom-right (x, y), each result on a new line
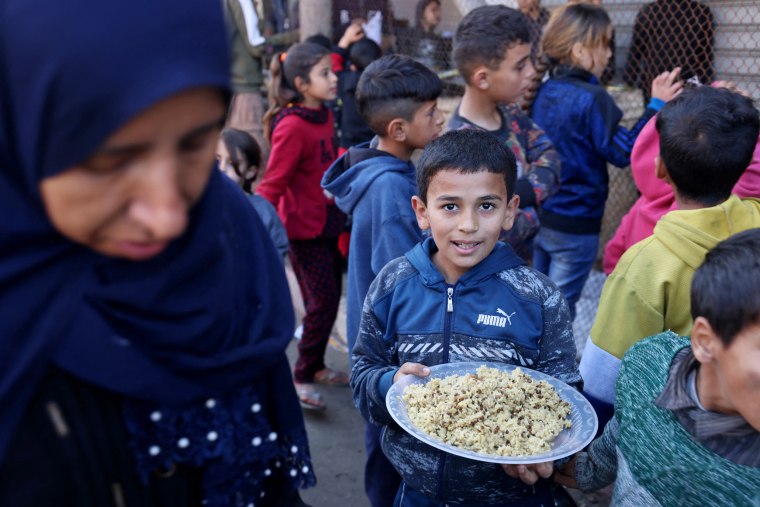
top-left (437, 285), bottom-right (454, 501)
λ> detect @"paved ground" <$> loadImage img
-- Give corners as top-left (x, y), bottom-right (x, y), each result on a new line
top-left (284, 263), bottom-right (612, 507)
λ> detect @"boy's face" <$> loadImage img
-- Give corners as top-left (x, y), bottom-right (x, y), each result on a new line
top-left (39, 87), bottom-right (225, 261)
top-left (705, 321), bottom-right (760, 431)
top-left (411, 169), bottom-right (518, 284)
top-left (482, 43), bottom-right (535, 105)
top-left (402, 100), bottom-right (445, 150)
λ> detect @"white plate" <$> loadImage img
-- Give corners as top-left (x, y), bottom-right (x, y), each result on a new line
top-left (386, 361), bottom-right (598, 464)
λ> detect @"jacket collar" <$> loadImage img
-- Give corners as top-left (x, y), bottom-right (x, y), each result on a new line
top-left (550, 65), bottom-right (600, 85)
top-left (406, 237), bottom-right (525, 288)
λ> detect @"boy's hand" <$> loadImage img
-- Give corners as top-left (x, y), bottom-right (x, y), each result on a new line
top-left (338, 22), bottom-right (365, 49)
top-left (552, 456), bottom-right (578, 488)
top-left (393, 362), bottom-right (430, 383)
top-left (501, 462), bottom-right (553, 485)
top-left (650, 68), bottom-right (682, 103)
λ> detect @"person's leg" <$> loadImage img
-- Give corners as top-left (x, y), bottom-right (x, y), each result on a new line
top-left (365, 422), bottom-right (402, 507)
top-left (531, 229), bottom-right (551, 276)
top-left (535, 229), bottom-right (599, 320)
top-left (288, 239), bottom-right (341, 385)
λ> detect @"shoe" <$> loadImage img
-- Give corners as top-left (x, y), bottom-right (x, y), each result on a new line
top-left (314, 367), bottom-right (349, 387)
top-left (294, 383), bottom-right (326, 411)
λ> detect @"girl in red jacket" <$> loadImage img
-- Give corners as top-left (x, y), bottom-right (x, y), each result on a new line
top-left (257, 42), bottom-right (346, 410)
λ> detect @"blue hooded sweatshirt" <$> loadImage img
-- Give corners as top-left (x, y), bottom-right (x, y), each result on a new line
top-left (322, 144), bottom-right (422, 353)
top-left (351, 238), bottom-right (582, 504)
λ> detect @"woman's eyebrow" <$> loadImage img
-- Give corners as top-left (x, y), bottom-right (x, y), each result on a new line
top-left (93, 116), bottom-right (226, 157)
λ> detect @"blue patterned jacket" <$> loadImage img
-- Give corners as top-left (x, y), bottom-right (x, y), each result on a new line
top-left (351, 238), bottom-right (582, 505)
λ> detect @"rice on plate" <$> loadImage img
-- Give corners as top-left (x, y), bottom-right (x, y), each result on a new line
top-left (402, 365), bottom-right (571, 456)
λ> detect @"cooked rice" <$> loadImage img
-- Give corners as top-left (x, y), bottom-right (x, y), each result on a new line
top-left (402, 365), bottom-right (571, 456)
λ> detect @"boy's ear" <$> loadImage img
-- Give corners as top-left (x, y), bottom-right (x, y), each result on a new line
top-left (387, 117), bottom-right (407, 143)
top-left (502, 195), bottom-right (520, 231)
top-left (411, 195), bottom-right (431, 230)
top-left (654, 155), bottom-right (672, 185)
top-left (471, 66), bottom-right (490, 91)
top-left (691, 316), bottom-right (722, 364)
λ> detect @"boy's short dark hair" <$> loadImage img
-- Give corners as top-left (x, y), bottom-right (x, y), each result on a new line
top-left (656, 86), bottom-right (760, 205)
top-left (416, 129), bottom-right (517, 204)
top-left (691, 228), bottom-right (760, 345)
top-left (356, 54), bottom-right (442, 135)
top-left (303, 33), bottom-right (332, 51)
top-left (348, 38), bottom-right (382, 72)
top-left (453, 5), bottom-right (531, 84)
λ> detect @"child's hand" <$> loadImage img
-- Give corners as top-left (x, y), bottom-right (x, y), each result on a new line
top-left (338, 22), bottom-right (365, 49)
top-left (650, 68), bottom-right (683, 103)
top-left (393, 362), bottom-right (430, 383)
top-left (553, 456), bottom-right (578, 488)
top-left (501, 462), bottom-right (553, 485)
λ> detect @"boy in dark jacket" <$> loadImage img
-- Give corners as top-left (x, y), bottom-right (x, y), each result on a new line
top-left (335, 38), bottom-right (382, 151)
top-left (321, 54), bottom-right (444, 507)
top-left (351, 129), bottom-right (581, 506)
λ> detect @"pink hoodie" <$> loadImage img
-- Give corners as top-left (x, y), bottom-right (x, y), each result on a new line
top-left (603, 116), bottom-right (760, 274)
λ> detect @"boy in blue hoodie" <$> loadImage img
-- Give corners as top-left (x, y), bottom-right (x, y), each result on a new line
top-left (321, 54), bottom-right (444, 507)
top-left (351, 129), bottom-right (581, 506)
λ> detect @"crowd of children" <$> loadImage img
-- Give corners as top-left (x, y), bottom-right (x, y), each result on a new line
top-left (206, 2), bottom-right (760, 506)
top-left (15, 1), bottom-right (752, 505)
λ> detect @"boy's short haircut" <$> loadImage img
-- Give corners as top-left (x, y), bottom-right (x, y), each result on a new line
top-left (453, 5), bottom-right (531, 84)
top-left (356, 54), bottom-right (443, 136)
top-left (691, 228), bottom-right (760, 345)
top-left (416, 129), bottom-right (517, 203)
top-left (348, 38), bottom-right (382, 72)
top-left (303, 33), bottom-right (332, 51)
top-left (656, 86), bottom-right (760, 205)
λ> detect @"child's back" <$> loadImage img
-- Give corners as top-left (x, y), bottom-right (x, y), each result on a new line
top-left (351, 130), bottom-right (580, 506)
top-left (581, 86), bottom-right (760, 423)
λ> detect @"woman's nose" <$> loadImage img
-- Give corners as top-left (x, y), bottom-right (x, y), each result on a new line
top-left (129, 157), bottom-right (188, 240)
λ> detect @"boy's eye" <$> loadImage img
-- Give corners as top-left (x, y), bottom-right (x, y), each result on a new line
top-left (480, 202), bottom-right (495, 211)
top-left (442, 203), bottom-right (458, 211)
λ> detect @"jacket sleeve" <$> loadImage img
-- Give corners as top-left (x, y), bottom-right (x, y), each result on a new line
top-left (255, 117), bottom-right (304, 207)
top-left (573, 416), bottom-right (619, 491)
top-left (515, 109), bottom-right (561, 207)
top-left (589, 92), bottom-right (660, 169)
top-left (350, 276), bottom-right (399, 426)
top-left (581, 264), bottom-right (663, 415)
top-left (533, 283), bottom-right (583, 392)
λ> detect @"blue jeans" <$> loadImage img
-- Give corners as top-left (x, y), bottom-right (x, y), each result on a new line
top-left (533, 228), bottom-right (599, 320)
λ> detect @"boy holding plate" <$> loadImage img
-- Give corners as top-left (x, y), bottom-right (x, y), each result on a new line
top-left (350, 129), bottom-right (581, 506)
